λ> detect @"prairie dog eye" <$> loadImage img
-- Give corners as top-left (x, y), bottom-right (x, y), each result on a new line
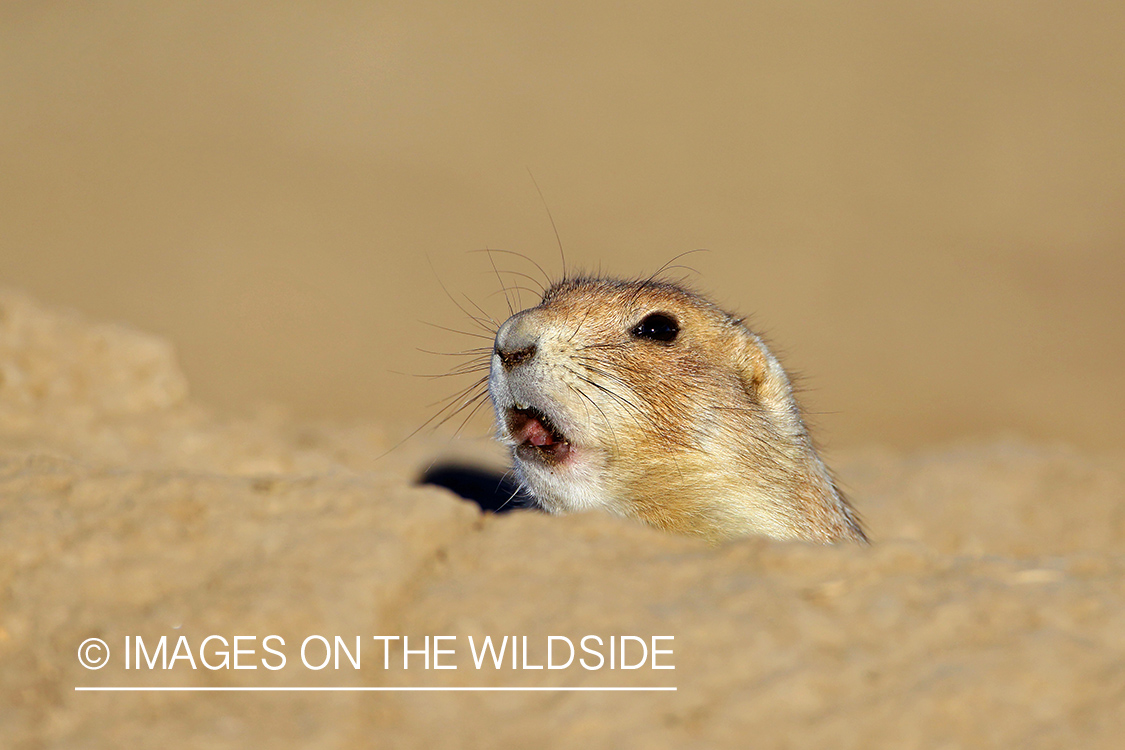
top-left (631, 312), bottom-right (679, 343)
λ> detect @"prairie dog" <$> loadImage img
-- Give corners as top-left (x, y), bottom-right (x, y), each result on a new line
top-left (487, 276), bottom-right (867, 544)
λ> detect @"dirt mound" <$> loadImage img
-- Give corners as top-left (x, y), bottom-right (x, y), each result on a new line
top-left (2, 291), bottom-right (1122, 748)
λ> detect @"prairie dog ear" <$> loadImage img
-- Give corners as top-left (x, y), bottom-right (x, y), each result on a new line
top-left (726, 322), bottom-right (798, 416)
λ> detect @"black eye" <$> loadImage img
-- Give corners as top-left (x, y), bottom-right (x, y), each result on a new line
top-left (631, 312), bottom-right (679, 343)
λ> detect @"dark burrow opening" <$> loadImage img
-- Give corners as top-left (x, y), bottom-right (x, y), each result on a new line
top-left (418, 463), bottom-right (535, 514)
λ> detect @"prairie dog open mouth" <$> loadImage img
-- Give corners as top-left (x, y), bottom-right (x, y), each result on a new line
top-left (506, 406), bottom-right (572, 464)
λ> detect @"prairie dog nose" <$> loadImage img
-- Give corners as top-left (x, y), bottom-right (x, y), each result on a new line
top-left (495, 310), bottom-right (540, 372)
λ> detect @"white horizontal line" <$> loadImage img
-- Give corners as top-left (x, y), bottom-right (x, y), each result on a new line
top-left (75, 686), bottom-right (676, 692)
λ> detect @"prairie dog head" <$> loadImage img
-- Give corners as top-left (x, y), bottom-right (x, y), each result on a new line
top-left (487, 276), bottom-right (866, 544)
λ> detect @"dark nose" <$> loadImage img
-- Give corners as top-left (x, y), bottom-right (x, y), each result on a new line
top-left (497, 342), bottom-right (536, 372)
top-left (494, 309), bottom-right (540, 372)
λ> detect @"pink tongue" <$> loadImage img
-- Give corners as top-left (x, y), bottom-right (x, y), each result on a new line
top-left (525, 418), bottom-right (555, 447)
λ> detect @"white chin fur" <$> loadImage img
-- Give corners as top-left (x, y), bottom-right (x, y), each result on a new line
top-left (513, 450), bottom-right (609, 515)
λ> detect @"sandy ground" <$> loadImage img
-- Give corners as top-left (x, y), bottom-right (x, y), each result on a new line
top-left (2, 3), bottom-right (1124, 747)
top-left (3, 292), bottom-right (1123, 748)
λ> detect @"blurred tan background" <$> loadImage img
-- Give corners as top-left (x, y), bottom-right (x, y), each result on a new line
top-left (1, 1), bottom-right (1122, 450)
